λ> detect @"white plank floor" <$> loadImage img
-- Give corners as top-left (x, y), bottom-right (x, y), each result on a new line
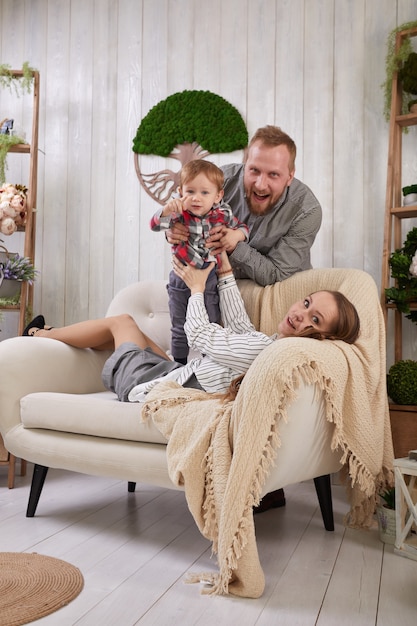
top-left (1, 465), bottom-right (416, 625)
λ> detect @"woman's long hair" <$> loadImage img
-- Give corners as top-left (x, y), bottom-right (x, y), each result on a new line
top-left (222, 290), bottom-right (360, 402)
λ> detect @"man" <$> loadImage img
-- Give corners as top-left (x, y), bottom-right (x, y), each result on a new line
top-left (168, 125), bottom-right (323, 512)
top-left (211, 125), bottom-right (322, 285)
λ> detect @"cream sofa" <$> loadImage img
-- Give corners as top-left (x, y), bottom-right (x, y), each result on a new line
top-left (0, 269), bottom-right (373, 524)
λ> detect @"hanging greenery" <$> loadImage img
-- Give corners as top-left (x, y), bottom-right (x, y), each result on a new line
top-left (0, 133), bottom-right (27, 185)
top-left (0, 62), bottom-right (35, 184)
top-left (0, 61), bottom-right (36, 96)
top-left (382, 20), bottom-right (417, 122)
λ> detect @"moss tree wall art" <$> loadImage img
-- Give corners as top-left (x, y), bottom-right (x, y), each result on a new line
top-left (132, 90), bottom-right (248, 205)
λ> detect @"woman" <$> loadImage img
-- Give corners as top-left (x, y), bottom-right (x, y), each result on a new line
top-left (24, 252), bottom-right (360, 403)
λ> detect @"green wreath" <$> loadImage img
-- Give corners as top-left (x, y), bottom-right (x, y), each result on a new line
top-left (385, 227), bottom-right (417, 323)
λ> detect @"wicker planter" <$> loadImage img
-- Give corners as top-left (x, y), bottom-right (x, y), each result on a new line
top-left (389, 404), bottom-right (417, 458)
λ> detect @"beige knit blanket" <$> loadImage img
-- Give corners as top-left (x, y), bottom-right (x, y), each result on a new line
top-left (142, 268), bottom-right (394, 598)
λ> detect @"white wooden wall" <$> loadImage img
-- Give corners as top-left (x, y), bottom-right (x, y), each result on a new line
top-left (0, 0), bottom-right (416, 364)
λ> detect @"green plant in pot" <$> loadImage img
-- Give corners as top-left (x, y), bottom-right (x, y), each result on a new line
top-left (382, 20), bottom-right (417, 122)
top-left (387, 360), bottom-right (417, 460)
top-left (376, 487), bottom-right (396, 544)
top-left (402, 184), bottom-right (417, 206)
top-left (385, 227), bottom-right (417, 323)
top-left (387, 360), bottom-right (417, 405)
top-left (399, 51), bottom-right (417, 98)
top-left (0, 62), bottom-right (36, 184)
top-left (0, 253), bottom-right (37, 301)
top-left (409, 98), bottom-right (417, 113)
top-left (380, 487), bottom-right (396, 510)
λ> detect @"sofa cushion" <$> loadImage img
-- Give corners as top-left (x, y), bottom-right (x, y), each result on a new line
top-left (20, 391), bottom-right (168, 444)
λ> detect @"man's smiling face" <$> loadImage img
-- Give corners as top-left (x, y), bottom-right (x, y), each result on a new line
top-left (243, 141), bottom-right (295, 215)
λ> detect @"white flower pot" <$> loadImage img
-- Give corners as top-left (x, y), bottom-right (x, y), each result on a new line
top-left (403, 193), bottom-right (417, 206)
top-left (376, 504), bottom-right (397, 544)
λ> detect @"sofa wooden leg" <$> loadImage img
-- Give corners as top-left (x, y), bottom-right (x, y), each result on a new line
top-left (314, 474), bottom-right (334, 531)
top-left (26, 464), bottom-right (49, 517)
top-left (8, 453), bottom-right (16, 489)
top-left (128, 481), bottom-right (136, 492)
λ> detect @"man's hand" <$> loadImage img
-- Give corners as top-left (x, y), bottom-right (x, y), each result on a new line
top-left (172, 256), bottom-right (215, 295)
top-left (166, 221), bottom-right (189, 245)
top-left (207, 225), bottom-right (246, 255)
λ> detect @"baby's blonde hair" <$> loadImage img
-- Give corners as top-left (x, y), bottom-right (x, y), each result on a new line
top-left (180, 159), bottom-right (224, 191)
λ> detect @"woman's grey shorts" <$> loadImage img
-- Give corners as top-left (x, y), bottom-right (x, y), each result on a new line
top-left (102, 342), bottom-right (182, 402)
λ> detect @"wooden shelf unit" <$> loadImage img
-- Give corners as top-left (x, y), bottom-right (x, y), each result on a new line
top-left (0, 69), bottom-right (39, 335)
top-left (381, 27), bottom-right (417, 362)
top-left (0, 69), bottom-right (39, 488)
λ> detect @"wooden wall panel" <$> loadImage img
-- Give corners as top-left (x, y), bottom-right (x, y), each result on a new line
top-left (0, 0), bottom-right (416, 360)
top-left (247, 0), bottom-right (277, 133)
top-left (333, 0), bottom-right (365, 270)
top-left (273, 0), bottom-right (305, 161)
top-left (88, 0), bottom-right (119, 319)
top-left (303, 0), bottom-right (335, 270)
top-left (113, 0), bottom-right (142, 297)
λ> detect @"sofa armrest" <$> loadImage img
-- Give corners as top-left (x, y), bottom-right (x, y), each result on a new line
top-left (0, 336), bottom-right (109, 438)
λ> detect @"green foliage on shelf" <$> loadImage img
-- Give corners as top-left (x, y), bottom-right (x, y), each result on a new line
top-left (399, 52), bottom-right (417, 94)
top-left (132, 90), bottom-right (248, 156)
top-left (385, 227), bottom-right (417, 323)
top-left (0, 133), bottom-right (26, 184)
top-left (387, 359), bottom-right (417, 405)
top-left (382, 20), bottom-right (417, 122)
top-left (0, 61), bottom-right (36, 95)
top-left (0, 254), bottom-right (37, 283)
top-left (402, 184), bottom-right (417, 195)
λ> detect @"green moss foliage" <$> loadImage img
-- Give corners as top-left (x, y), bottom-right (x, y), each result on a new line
top-left (133, 90), bottom-right (248, 156)
top-left (385, 227), bottom-right (417, 323)
top-left (387, 359), bottom-right (417, 404)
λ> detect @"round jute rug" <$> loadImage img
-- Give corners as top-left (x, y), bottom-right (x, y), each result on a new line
top-left (0, 552), bottom-right (84, 626)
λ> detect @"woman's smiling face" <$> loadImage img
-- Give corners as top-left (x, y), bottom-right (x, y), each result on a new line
top-left (277, 291), bottom-right (339, 337)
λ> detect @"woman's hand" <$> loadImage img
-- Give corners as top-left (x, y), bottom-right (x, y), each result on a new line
top-left (217, 251), bottom-right (233, 275)
top-left (172, 257), bottom-right (215, 295)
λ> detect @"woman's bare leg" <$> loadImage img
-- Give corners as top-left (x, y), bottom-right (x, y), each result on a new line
top-left (34, 314), bottom-right (170, 360)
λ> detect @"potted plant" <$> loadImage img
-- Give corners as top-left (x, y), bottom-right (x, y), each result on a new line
top-left (0, 62), bottom-right (36, 184)
top-left (387, 360), bottom-right (417, 459)
top-left (376, 487), bottom-right (396, 544)
top-left (402, 184), bottom-right (417, 206)
top-left (399, 51), bottom-right (417, 99)
top-left (409, 99), bottom-right (417, 113)
top-left (382, 20), bottom-right (417, 122)
top-left (0, 253), bottom-right (37, 300)
top-left (385, 227), bottom-right (417, 323)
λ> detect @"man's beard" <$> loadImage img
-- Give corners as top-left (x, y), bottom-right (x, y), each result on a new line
top-left (246, 190), bottom-right (274, 216)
